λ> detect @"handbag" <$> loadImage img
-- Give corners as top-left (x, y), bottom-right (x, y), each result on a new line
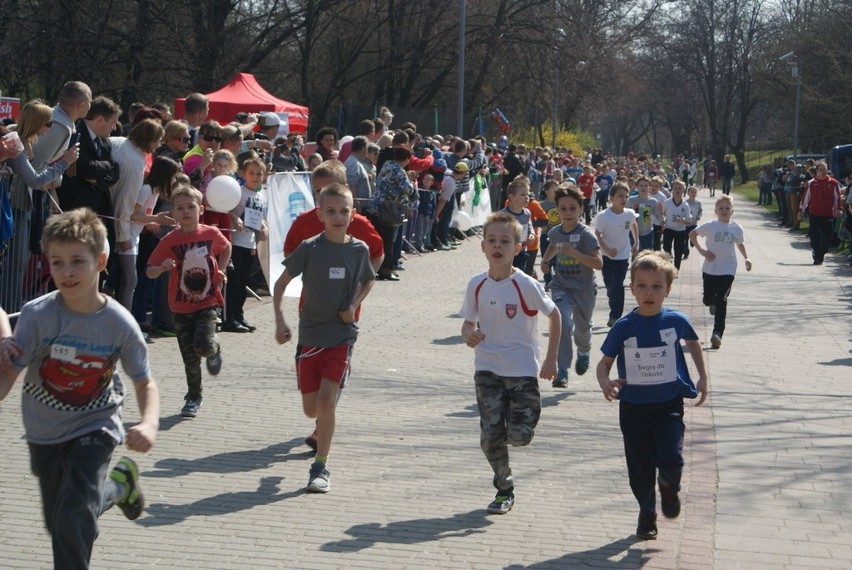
top-left (377, 199), bottom-right (407, 226)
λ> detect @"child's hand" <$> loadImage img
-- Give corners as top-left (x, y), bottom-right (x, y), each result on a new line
top-left (200, 148), bottom-right (214, 171)
top-left (539, 358), bottom-right (557, 380)
top-left (275, 322), bottom-right (292, 344)
top-left (144, 222), bottom-right (161, 234)
top-left (216, 269), bottom-right (227, 285)
top-left (598, 378), bottom-right (625, 402)
top-left (234, 218), bottom-right (245, 232)
top-left (462, 328), bottom-right (486, 348)
top-left (125, 421), bottom-right (157, 452)
top-left (700, 249), bottom-right (716, 261)
top-left (258, 227), bottom-right (268, 242)
top-left (159, 259), bottom-right (176, 273)
top-left (339, 307), bottom-right (356, 323)
top-left (559, 241), bottom-right (577, 256)
top-left (0, 338), bottom-right (22, 369)
top-left (744, 258), bottom-right (752, 272)
top-left (603, 244), bottom-right (617, 258)
top-left (695, 377), bottom-right (708, 406)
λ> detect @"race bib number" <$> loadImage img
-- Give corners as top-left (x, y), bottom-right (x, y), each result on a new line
top-left (244, 207), bottom-right (263, 231)
top-left (50, 344), bottom-right (76, 362)
top-left (329, 267), bottom-right (345, 279)
top-left (624, 346), bottom-right (677, 385)
top-left (194, 245), bottom-right (208, 257)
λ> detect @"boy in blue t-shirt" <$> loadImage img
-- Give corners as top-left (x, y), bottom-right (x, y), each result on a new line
top-left (596, 251), bottom-right (708, 541)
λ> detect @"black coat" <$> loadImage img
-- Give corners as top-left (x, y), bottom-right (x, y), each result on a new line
top-left (56, 119), bottom-right (120, 215)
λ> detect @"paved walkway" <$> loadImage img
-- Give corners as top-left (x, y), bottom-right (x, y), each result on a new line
top-left (1, 193), bottom-right (850, 569)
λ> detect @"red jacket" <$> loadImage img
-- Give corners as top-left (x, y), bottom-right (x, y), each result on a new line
top-left (801, 176), bottom-right (842, 218)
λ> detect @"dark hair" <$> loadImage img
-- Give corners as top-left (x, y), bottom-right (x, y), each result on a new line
top-left (392, 146), bottom-right (412, 162)
top-left (144, 156), bottom-right (181, 198)
top-left (359, 119), bottom-right (375, 135)
top-left (372, 118), bottom-right (384, 132)
top-left (86, 95), bottom-right (121, 121)
top-left (554, 186), bottom-right (584, 207)
top-left (316, 126), bottom-right (338, 142)
top-left (351, 136), bottom-right (368, 153)
top-left (132, 106), bottom-right (167, 127)
top-left (392, 131), bottom-right (409, 145)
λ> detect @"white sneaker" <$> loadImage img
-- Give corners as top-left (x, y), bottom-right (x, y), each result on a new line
top-left (710, 332), bottom-right (722, 348)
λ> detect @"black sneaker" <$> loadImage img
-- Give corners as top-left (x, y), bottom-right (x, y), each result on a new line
top-left (237, 319), bottom-right (257, 332)
top-left (307, 462), bottom-right (330, 493)
top-left (552, 369), bottom-right (568, 388)
top-left (221, 321), bottom-right (250, 333)
top-left (487, 489), bottom-right (515, 514)
top-left (636, 511), bottom-right (658, 540)
top-left (575, 353), bottom-right (590, 376)
top-left (181, 398), bottom-right (202, 418)
top-left (206, 345), bottom-right (223, 375)
top-left (659, 477), bottom-right (681, 518)
top-left (110, 457), bottom-right (145, 520)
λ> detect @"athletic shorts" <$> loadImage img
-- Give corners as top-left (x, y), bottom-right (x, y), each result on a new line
top-left (295, 344), bottom-right (352, 394)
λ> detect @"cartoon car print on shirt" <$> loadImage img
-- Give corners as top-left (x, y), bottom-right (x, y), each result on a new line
top-left (40, 353), bottom-right (115, 406)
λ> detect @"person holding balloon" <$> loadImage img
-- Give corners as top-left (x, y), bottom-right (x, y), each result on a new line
top-left (199, 149), bottom-right (238, 239)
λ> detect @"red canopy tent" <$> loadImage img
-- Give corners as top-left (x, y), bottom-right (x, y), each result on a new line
top-left (174, 72), bottom-right (309, 133)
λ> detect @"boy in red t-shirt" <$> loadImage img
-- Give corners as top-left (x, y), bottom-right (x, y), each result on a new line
top-left (147, 186), bottom-right (231, 418)
top-left (577, 164), bottom-right (597, 224)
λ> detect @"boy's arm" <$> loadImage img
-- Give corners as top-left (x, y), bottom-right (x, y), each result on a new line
top-left (216, 242), bottom-right (232, 283)
top-left (461, 320), bottom-right (485, 348)
top-left (689, 228), bottom-right (714, 260)
top-left (595, 354), bottom-right (625, 401)
top-left (0, 367), bottom-right (22, 402)
top-left (272, 270), bottom-right (294, 344)
top-left (684, 339), bottom-right (708, 406)
top-left (146, 258), bottom-right (175, 279)
top-left (540, 306), bottom-right (561, 380)
top-left (630, 219), bottom-right (639, 253)
top-left (339, 279), bottom-right (375, 324)
top-left (125, 377), bottom-right (160, 452)
top-left (736, 243), bottom-right (752, 271)
top-left (562, 244), bottom-right (603, 270)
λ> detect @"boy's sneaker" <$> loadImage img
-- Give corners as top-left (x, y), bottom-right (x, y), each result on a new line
top-left (206, 345), bottom-right (223, 375)
top-left (708, 304), bottom-right (716, 315)
top-left (181, 398), bottom-right (202, 418)
top-left (307, 462), bottom-right (330, 493)
top-left (305, 429), bottom-right (318, 452)
top-left (575, 353), bottom-right (590, 375)
top-left (109, 457), bottom-right (145, 520)
top-left (658, 477), bottom-right (681, 519)
top-left (487, 489), bottom-right (515, 514)
top-left (636, 511), bottom-right (658, 540)
top-left (710, 332), bottom-right (722, 349)
top-left (607, 317), bottom-right (616, 327)
top-left (552, 369), bottom-right (568, 388)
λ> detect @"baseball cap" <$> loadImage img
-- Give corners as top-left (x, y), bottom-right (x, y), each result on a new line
top-left (259, 112), bottom-right (281, 127)
top-left (453, 162), bottom-right (469, 173)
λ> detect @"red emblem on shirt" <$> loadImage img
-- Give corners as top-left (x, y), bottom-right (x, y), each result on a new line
top-left (505, 304), bottom-right (517, 319)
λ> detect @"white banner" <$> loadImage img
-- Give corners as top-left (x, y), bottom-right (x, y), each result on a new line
top-left (456, 178), bottom-right (491, 228)
top-left (259, 172), bottom-right (313, 297)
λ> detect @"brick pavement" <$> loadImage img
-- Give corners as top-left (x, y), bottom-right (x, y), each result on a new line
top-left (1, 192), bottom-right (850, 569)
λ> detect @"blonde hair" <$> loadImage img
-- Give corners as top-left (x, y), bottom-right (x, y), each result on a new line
top-left (715, 194), bottom-right (734, 207)
top-left (483, 212), bottom-right (522, 244)
top-left (171, 185), bottom-right (204, 205)
top-left (212, 149), bottom-right (237, 173)
top-left (630, 250), bottom-right (677, 285)
top-left (15, 99), bottom-right (52, 144)
top-left (312, 160), bottom-right (347, 185)
top-left (318, 182), bottom-right (353, 206)
top-left (163, 120), bottom-right (189, 141)
top-left (42, 208), bottom-right (106, 259)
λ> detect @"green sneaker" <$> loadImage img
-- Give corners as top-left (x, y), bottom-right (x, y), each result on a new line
top-left (110, 457), bottom-right (144, 520)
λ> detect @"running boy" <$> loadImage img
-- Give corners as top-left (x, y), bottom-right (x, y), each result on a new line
top-left (1, 209), bottom-right (159, 567)
top-left (273, 183), bottom-right (375, 493)
top-left (626, 177), bottom-right (661, 252)
top-left (147, 185), bottom-right (231, 417)
top-left (499, 176), bottom-right (537, 271)
top-left (682, 185), bottom-right (702, 260)
top-left (540, 186), bottom-right (602, 387)
top-left (596, 251), bottom-right (708, 541)
top-left (689, 195), bottom-right (752, 348)
top-left (594, 182), bottom-right (639, 327)
top-left (661, 180), bottom-right (692, 270)
top-left (460, 212), bottom-right (560, 514)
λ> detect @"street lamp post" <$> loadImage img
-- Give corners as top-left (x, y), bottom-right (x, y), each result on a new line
top-left (779, 51), bottom-right (801, 158)
top-left (551, 28), bottom-right (565, 148)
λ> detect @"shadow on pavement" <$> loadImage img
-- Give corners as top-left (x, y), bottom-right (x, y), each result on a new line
top-left (432, 335), bottom-right (465, 345)
top-left (138, 476), bottom-right (301, 527)
top-left (145, 438), bottom-right (308, 478)
top-left (446, 403), bottom-right (478, 418)
top-left (320, 509), bottom-right (492, 552)
top-left (504, 535), bottom-right (657, 569)
top-left (541, 391), bottom-right (574, 407)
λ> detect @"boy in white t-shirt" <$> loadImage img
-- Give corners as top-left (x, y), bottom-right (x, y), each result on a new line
top-left (661, 180), bottom-right (692, 270)
top-left (689, 195), bottom-right (752, 348)
top-left (460, 212), bottom-right (561, 515)
top-left (594, 182), bottom-right (638, 327)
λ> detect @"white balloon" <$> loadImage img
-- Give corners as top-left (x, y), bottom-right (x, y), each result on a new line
top-left (103, 235), bottom-right (110, 258)
top-left (339, 135), bottom-right (354, 147)
top-left (454, 210), bottom-right (473, 232)
top-left (206, 176), bottom-right (242, 213)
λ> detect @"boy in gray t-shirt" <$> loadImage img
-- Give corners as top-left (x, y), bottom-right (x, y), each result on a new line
top-left (272, 184), bottom-right (375, 494)
top-left (1, 210), bottom-right (160, 567)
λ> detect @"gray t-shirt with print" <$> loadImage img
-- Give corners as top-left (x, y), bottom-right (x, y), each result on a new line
top-left (11, 292), bottom-right (150, 445)
top-left (283, 233), bottom-right (375, 347)
top-left (547, 223), bottom-right (599, 291)
top-left (627, 195), bottom-right (660, 236)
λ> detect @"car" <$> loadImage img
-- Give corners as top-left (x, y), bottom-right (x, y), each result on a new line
top-left (828, 145), bottom-right (852, 180)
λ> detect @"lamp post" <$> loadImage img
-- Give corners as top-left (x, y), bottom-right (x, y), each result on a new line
top-left (551, 28), bottom-right (565, 148)
top-left (779, 52), bottom-right (801, 158)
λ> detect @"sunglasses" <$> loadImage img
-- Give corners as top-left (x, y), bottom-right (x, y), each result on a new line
top-left (202, 134), bottom-right (223, 143)
top-left (178, 136), bottom-right (191, 143)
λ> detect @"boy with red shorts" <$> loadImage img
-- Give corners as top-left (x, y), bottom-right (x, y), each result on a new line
top-left (272, 183), bottom-right (376, 492)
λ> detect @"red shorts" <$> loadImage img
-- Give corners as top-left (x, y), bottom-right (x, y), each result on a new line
top-left (295, 344), bottom-right (352, 394)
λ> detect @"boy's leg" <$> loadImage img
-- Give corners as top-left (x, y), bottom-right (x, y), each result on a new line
top-left (474, 371), bottom-right (513, 491)
top-left (192, 307), bottom-right (220, 358)
top-left (174, 312), bottom-right (203, 401)
top-left (511, 249), bottom-right (528, 272)
top-left (523, 248), bottom-right (537, 277)
top-left (551, 290), bottom-right (576, 372)
top-left (603, 258), bottom-right (628, 322)
top-left (639, 232), bottom-right (653, 252)
top-left (225, 247), bottom-right (250, 324)
top-left (505, 376), bottom-right (541, 447)
top-left (672, 230), bottom-right (686, 269)
top-left (662, 228), bottom-right (674, 256)
top-left (619, 401), bottom-right (657, 515)
top-left (655, 398), bottom-right (686, 516)
top-left (306, 378), bottom-right (341, 458)
top-left (30, 432), bottom-right (117, 569)
top-left (571, 288), bottom-right (596, 355)
top-left (701, 272), bottom-right (717, 308)
top-left (711, 274), bottom-right (735, 337)
top-left (653, 225), bottom-right (662, 251)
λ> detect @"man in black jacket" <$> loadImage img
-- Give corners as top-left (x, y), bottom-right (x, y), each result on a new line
top-left (721, 156), bottom-right (736, 195)
top-left (501, 143), bottom-right (527, 204)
